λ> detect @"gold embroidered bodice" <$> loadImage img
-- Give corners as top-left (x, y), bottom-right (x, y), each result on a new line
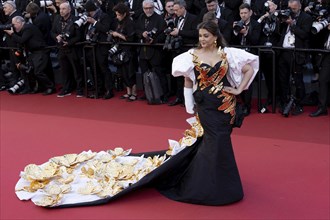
top-left (191, 49), bottom-right (236, 124)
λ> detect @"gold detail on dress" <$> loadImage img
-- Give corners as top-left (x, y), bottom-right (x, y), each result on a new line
top-left (192, 47), bottom-right (236, 124)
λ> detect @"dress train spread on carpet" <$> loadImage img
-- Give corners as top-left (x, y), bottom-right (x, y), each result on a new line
top-left (15, 47), bottom-right (259, 207)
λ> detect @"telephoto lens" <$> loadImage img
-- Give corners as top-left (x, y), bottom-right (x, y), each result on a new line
top-left (8, 79), bottom-right (24, 94)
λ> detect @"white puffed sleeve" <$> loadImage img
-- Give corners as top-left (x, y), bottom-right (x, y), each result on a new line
top-left (224, 47), bottom-right (259, 90)
top-left (172, 49), bottom-right (196, 84)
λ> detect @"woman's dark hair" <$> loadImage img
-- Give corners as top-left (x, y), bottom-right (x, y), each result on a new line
top-left (113, 2), bottom-right (130, 16)
top-left (197, 21), bottom-right (228, 48)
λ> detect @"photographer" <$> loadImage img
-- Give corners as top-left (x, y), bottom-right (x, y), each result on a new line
top-left (51, 2), bottom-right (84, 97)
top-left (198, 0), bottom-right (234, 25)
top-left (122, 0), bottom-right (144, 20)
top-left (2, 1), bottom-right (22, 85)
top-left (167, 0), bottom-right (198, 106)
top-left (25, 2), bottom-right (52, 43)
top-left (111, 2), bottom-right (137, 101)
top-left (162, 0), bottom-right (176, 97)
top-left (135, 0), bottom-right (167, 102)
top-left (278, 0), bottom-right (313, 116)
top-left (304, 0), bottom-right (329, 83)
top-left (310, 22), bottom-right (329, 117)
top-left (258, 0), bottom-right (282, 107)
top-left (4, 16), bottom-right (55, 95)
top-left (83, 0), bottom-right (116, 99)
top-left (232, 3), bottom-right (261, 116)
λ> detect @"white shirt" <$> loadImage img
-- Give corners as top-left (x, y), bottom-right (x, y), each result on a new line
top-left (282, 26), bottom-right (295, 48)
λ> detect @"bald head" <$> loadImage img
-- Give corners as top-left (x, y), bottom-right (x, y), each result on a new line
top-left (12, 16), bottom-right (25, 32)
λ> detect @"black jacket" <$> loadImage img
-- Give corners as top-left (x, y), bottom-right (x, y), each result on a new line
top-left (84, 9), bottom-right (115, 43)
top-left (51, 14), bottom-right (82, 48)
top-left (278, 11), bottom-right (313, 49)
top-left (231, 18), bottom-right (262, 50)
top-left (4, 10), bottom-right (22, 47)
top-left (30, 11), bottom-right (53, 45)
top-left (175, 12), bottom-right (198, 46)
top-left (135, 12), bottom-right (166, 60)
top-left (11, 23), bottom-right (47, 52)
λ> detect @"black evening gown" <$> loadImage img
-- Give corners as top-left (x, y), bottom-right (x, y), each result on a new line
top-left (155, 57), bottom-right (244, 205)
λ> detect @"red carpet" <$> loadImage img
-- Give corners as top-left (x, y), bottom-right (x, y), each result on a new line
top-left (0, 92), bottom-right (329, 220)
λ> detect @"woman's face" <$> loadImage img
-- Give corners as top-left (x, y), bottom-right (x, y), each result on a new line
top-left (116, 12), bottom-right (126, 21)
top-left (198, 28), bottom-right (217, 48)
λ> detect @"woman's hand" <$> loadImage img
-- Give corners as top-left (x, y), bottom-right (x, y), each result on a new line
top-left (223, 63), bottom-right (254, 95)
top-left (223, 86), bottom-right (242, 95)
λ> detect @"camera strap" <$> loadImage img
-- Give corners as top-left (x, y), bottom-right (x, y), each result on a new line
top-left (154, 0), bottom-right (163, 15)
top-left (177, 16), bottom-right (185, 30)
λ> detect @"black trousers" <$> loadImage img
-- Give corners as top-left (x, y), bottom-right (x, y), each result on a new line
top-left (260, 52), bottom-right (279, 102)
top-left (86, 46), bottom-right (113, 93)
top-left (318, 53), bottom-right (330, 108)
top-left (58, 48), bottom-right (84, 93)
top-left (30, 51), bottom-right (55, 90)
top-left (278, 50), bottom-right (305, 105)
top-left (0, 57), bottom-right (5, 87)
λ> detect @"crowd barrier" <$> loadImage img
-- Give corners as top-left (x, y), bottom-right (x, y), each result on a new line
top-left (1, 43), bottom-right (329, 113)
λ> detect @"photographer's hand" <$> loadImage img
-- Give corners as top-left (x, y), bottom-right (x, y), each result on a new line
top-left (56, 35), bottom-right (63, 43)
top-left (258, 12), bottom-right (270, 22)
top-left (286, 16), bottom-right (294, 25)
top-left (142, 31), bottom-right (148, 38)
top-left (304, 6), bottom-right (311, 13)
top-left (170, 28), bottom-right (179, 36)
top-left (240, 26), bottom-right (248, 36)
top-left (3, 28), bottom-right (14, 36)
top-left (112, 31), bottom-right (126, 41)
top-left (87, 17), bottom-right (96, 25)
top-left (47, 5), bottom-right (57, 13)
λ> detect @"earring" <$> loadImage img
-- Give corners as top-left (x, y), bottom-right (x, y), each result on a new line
top-left (214, 40), bottom-right (217, 46)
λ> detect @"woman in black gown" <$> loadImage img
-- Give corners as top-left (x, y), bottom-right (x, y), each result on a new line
top-left (155, 21), bottom-right (258, 205)
top-left (15, 21), bottom-right (259, 208)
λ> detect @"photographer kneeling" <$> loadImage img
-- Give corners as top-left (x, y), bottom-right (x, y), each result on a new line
top-left (4, 16), bottom-right (55, 95)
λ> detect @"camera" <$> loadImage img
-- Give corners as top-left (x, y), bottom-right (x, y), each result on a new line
top-left (39, 0), bottom-right (53, 7)
top-left (17, 62), bottom-right (33, 73)
top-left (164, 17), bottom-right (175, 35)
top-left (8, 79), bottom-right (24, 94)
top-left (311, 17), bottom-right (329, 34)
top-left (233, 20), bottom-right (245, 32)
top-left (74, 12), bottom-right (88, 27)
top-left (59, 31), bottom-right (70, 45)
top-left (308, 7), bottom-right (330, 34)
top-left (163, 35), bottom-right (183, 51)
top-left (264, 2), bottom-right (270, 13)
top-left (145, 28), bottom-right (157, 42)
top-left (282, 95), bottom-right (295, 117)
top-left (108, 44), bottom-right (119, 56)
top-left (307, 2), bottom-right (323, 12)
top-left (0, 24), bottom-right (13, 31)
top-left (274, 9), bottom-right (293, 21)
top-left (73, 2), bottom-right (86, 14)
